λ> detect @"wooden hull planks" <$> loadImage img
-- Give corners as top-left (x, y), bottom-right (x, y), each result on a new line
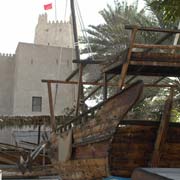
top-left (73, 80), bottom-right (144, 145)
top-left (54, 158), bottom-right (108, 180)
top-left (54, 81), bottom-right (144, 180)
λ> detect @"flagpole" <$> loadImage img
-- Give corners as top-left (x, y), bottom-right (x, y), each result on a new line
top-left (55, 0), bottom-right (57, 21)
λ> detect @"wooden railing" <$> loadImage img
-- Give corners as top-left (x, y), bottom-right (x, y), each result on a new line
top-left (56, 100), bottom-right (105, 133)
top-left (118, 25), bottom-right (180, 89)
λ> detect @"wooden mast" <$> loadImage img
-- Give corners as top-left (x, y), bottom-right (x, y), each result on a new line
top-left (70, 0), bottom-right (80, 61)
top-left (70, 0), bottom-right (84, 116)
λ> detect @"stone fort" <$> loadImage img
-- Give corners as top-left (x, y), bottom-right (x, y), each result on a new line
top-left (0, 13), bottom-right (76, 116)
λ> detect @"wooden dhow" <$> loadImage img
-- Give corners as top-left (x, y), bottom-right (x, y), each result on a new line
top-left (42, 25), bottom-right (180, 179)
top-left (51, 80), bottom-right (144, 180)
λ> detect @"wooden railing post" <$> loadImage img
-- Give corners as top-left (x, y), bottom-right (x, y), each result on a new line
top-left (150, 87), bottom-right (174, 167)
top-left (118, 27), bottom-right (138, 89)
top-left (75, 63), bottom-right (83, 116)
top-left (103, 73), bottom-right (107, 101)
top-left (47, 82), bottom-right (56, 132)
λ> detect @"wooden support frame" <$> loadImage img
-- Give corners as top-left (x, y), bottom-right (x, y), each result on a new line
top-left (125, 25), bottom-right (180, 34)
top-left (103, 73), bottom-right (107, 101)
top-left (44, 79), bottom-right (177, 131)
top-left (42, 79), bottom-right (177, 88)
top-left (118, 27), bottom-right (138, 89)
top-left (84, 74), bottom-right (116, 101)
top-left (150, 88), bottom-right (174, 167)
top-left (75, 63), bottom-right (83, 116)
top-left (133, 43), bottom-right (180, 50)
top-left (47, 82), bottom-right (56, 132)
top-left (42, 79), bottom-right (116, 86)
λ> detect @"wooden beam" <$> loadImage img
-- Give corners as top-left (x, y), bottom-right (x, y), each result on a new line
top-left (103, 73), bottom-right (107, 101)
top-left (133, 43), bottom-right (180, 50)
top-left (0, 156), bottom-right (16, 164)
top-left (42, 79), bottom-right (177, 88)
top-left (37, 125), bottom-right (41, 145)
top-left (76, 64), bottom-right (83, 116)
top-left (118, 27), bottom-right (138, 88)
top-left (130, 60), bottom-right (180, 67)
top-left (125, 25), bottom-right (180, 34)
top-left (144, 33), bottom-right (174, 53)
top-left (42, 79), bottom-right (117, 86)
top-left (47, 82), bottom-right (56, 132)
top-left (150, 88), bottom-right (174, 167)
top-left (73, 59), bottom-right (103, 64)
top-left (84, 74), bottom-right (116, 101)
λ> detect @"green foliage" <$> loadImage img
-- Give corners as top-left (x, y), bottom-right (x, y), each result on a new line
top-left (128, 86), bottom-right (169, 121)
top-left (171, 109), bottom-right (180, 122)
top-left (81, 0), bottom-right (180, 123)
top-left (146, 0), bottom-right (180, 23)
top-left (81, 0), bottom-right (159, 58)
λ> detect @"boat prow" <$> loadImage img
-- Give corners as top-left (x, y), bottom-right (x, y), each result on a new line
top-left (52, 80), bottom-right (144, 180)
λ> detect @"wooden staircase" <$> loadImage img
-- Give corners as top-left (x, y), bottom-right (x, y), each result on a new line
top-left (103, 25), bottom-right (180, 88)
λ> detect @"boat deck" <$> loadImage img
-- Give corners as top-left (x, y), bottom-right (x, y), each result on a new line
top-left (104, 52), bottom-right (180, 76)
top-left (103, 25), bottom-right (180, 79)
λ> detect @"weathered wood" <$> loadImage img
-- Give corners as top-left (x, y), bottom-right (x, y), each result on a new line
top-left (47, 82), bottom-right (56, 132)
top-left (144, 33), bottom-right (174, 53)
top-left (125, 25), bottom-right (180, 34)
top-left (54, 120), bottom-right (180, 179)
top-left (84, 74), bottom-right (115, 101)
top-left (119, 27), bottom-right (137, 88)
top-left (42, 79), bottom-right (117, 86)
top-left (150, 91), bottom-right (173, 167)
top-left (133, 43), bottom-right (180, 50)
top-left (43, 79), bottom-right (177, 88)
top-left (73, 59), bottom-right (103, 64)
top-left (130, 60), bottom-right (180, 67)
top-left (103, 73), bottom-right (107, 101)
top-left (131, 52), bottom-right (180, 62)
top-left (58, 80), bottom-right (143, 133)
top-left (72, 81), bottom-right (144, 144)
top-left (53, 158), bottom-right (107, 180)
top-left (74, 141), bottom-right (109, 159)
top-left (76, 63), bottom-right (83, 116)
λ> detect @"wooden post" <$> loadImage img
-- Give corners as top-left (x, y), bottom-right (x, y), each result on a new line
top-left (171, 21), bottom-right (180, 54)
top-left (118, 27), bottom-right (138, 89)
top-left (47, 82), bottom-right (56, 132)
top-left (103, 73), bottom-right (107, 101)
top-left (150, 88), bottom-right (174, 167)
top-left (37, 125), bottom-right (41, 145)
top-left (75, 64), bottom-right (83, 116)
top-left (84, 74), bottom-right (115, 101)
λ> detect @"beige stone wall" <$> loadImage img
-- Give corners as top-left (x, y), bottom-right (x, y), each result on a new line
top-left (0, 54), bottom-right (15, 115)
top-left (34, 14), bottom-right (74, 48)
top-left (13, 42), bottom-right (76, 116)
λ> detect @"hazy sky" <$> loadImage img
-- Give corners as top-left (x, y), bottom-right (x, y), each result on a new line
top-left (0, 0), bottom-right (143, 54)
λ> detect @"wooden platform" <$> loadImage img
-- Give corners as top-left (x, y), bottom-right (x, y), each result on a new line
top-left (103, 25), bottom-right (180, 78)
top-left (104, 52), bottom-right (180, 76)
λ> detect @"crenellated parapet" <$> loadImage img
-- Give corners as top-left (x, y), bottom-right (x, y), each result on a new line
top-left (35, 13), bottom-right (73, 48)
top-left (38, 13), bottom-right (48, 24)
top-left (47, 20), bottom-right (71, 25)
top-left (0, 53), bottom-right (15, 58)
top-left (38, 13), bottom-right (71, 25)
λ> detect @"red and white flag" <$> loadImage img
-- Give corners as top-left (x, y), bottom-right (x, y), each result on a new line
top-left (44, 3), bottom-right (52, 10)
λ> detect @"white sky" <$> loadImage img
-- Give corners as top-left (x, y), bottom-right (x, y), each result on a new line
top-left (0, 0), bottom-right (144, 54)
